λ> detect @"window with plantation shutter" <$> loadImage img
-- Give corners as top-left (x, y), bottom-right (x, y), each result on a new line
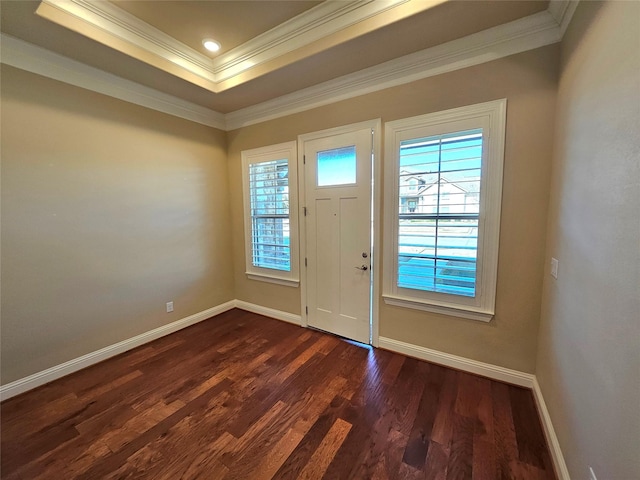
top-left (249, 159), bottom-right (290, 271)
top-left (397, 129), bottom-right (482, 298)
top-left (242, 142), bottom-right (299, 286)
top-left (383, 100), bottom-right (506, 322)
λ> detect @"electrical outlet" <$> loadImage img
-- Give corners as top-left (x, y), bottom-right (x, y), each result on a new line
top-left (166, 301), bottom-right (174, 313)
top-left (550, 257), bottom-right (559, 279)
top-left (589, 467), bottom-right (597, 480)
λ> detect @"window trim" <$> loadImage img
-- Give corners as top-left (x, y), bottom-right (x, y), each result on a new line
top-left (382, 99), bottom-right (506, 321)
top-left (241, 141), bottom-right (299, 286)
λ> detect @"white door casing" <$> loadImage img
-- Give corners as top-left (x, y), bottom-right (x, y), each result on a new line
top-left (299, 122), bottom-right (376, 344)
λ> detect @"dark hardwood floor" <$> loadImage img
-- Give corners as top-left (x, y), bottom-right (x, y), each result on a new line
top-left (1, 309), bottom-right (556, 479)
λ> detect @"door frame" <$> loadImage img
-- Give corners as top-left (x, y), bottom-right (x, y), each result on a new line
top-left (297, 119), bottom-right (382, 346)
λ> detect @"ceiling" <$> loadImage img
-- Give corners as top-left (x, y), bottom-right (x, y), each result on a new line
top-left (0, 0), bottom-right (553, 116)
top-left (113, 1), bottom-right (324, 56)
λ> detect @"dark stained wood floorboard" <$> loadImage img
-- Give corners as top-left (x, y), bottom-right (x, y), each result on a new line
top-left (402, 363), bottom-right (446, 469)
top-left (1, 309), bottom-right (557, 480)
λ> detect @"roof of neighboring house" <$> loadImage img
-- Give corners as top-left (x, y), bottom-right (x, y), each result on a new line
top-left (399, 173), bottom-right (479, 196)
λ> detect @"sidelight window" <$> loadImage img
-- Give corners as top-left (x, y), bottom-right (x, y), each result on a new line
top-left (242, 141), bottom-right (299, 286)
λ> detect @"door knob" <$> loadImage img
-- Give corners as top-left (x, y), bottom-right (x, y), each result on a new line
top-left (354, 265), bottom-right (368, 271)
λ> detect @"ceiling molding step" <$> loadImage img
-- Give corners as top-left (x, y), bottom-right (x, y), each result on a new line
top-left (35, 0), bottom-right (438, 92)
top-left (547, 0), bottom-right (580, 37)
top-left (3, 2), bottom-right (578, 132)
top-left (212, 0), bottom-right (373, 75)
top-left (0, 34), bottom-right (226, 130)
top-left (225, 10), bottom-right (562, 130)
top-left (212, 0), bottom-right (426, 82)
top-left (37, 0), bottom-right (218, 88)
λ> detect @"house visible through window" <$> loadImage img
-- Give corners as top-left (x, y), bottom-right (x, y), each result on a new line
top-left (397, 129), bottom-right (482, 297)
top-left (242, 142), bottom-right (299, 286)
top-left (383, 100), bottom-right (506, 322)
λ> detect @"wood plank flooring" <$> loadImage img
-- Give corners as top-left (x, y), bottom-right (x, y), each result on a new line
top-left (1, 309), bottom-right (557, 479)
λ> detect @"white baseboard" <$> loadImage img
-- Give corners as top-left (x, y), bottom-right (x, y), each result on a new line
top-left (0, 299), bottom-right (299, 401)
top-left (0, 300), bottom-right (569, 480)
top-left (233, 300), bottom-right (302, 326)
top-left (532, 377), bottom-right (571, 480)
top-left (378, 336), bottom-right (535, 388)
top-left (0, 300), bottom-right (236, 401)
top-left (378, 336), bottom-right (569, 478)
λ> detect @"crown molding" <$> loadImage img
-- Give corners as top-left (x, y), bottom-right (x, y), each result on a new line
top-left (36, 0), bottom-right (218, 92)
top-left (35, 0), bottom-right (437, 93)
top-left (225, 9), bottom-right (562, 130)
top-left (212, 0), bottom-right (429, 83)
top-left (212, 1), bottom-right (371, 78)
top-left (548, 0), bottom-right (580, 37)
top-left (3, 1), bottom-right (579, 132)
top-left (0, 34), bottom-right (226, 130)
top-left (47, 0), bottom-right (213, 72)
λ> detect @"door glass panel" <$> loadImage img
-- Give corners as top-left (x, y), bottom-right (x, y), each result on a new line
top-left (317, 145), bottom-right (356, 186)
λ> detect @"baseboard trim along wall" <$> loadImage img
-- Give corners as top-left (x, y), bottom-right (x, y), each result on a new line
top-left (378, 336), bottom-right (569, 480)
top-left (0, 300), bottom-right (236, 401)
top-left (378, 336), bottom-right (535, 387)
top-left (234, 300), bottom-right (302, 326)
top-left (532, 378), bottom-right (571, 480)
top-left (0, 299), bottom-right (299, 401)
top-left (0, 301), bottom-right (568, 479)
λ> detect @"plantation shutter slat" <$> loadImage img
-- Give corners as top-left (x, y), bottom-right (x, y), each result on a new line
top-left (397, 129), bottom-right (483, 297)
top-left (249, 159), bottom-right (291, 272)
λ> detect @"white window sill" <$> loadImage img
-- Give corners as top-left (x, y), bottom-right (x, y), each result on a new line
top-left (246, 272), bottom-right (299, 287)
top-left (382, 294), bottom-right (493, 322)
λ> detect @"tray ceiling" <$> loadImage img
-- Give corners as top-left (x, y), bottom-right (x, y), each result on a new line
top-left (1, 0), bottom-right (566, 119)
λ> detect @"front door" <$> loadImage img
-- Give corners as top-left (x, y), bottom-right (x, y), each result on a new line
top-left (302, 124), bottom-right (373, 344)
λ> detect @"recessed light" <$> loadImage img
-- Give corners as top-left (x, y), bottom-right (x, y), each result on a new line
top-left (202, 39), bottom-right (220, 52)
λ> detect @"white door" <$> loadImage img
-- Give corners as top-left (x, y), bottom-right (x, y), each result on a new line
top-left (302, 125), bottom-right (372, 344)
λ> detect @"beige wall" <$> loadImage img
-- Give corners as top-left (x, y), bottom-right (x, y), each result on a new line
top-left (228, 45), bottom-right (559, 373)
top-left (1, 66), bottom-right (234, 384)
top-left (3, 8), bottom-right (637, 473)
top-left (536, 2), bottom-right (640, 478)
